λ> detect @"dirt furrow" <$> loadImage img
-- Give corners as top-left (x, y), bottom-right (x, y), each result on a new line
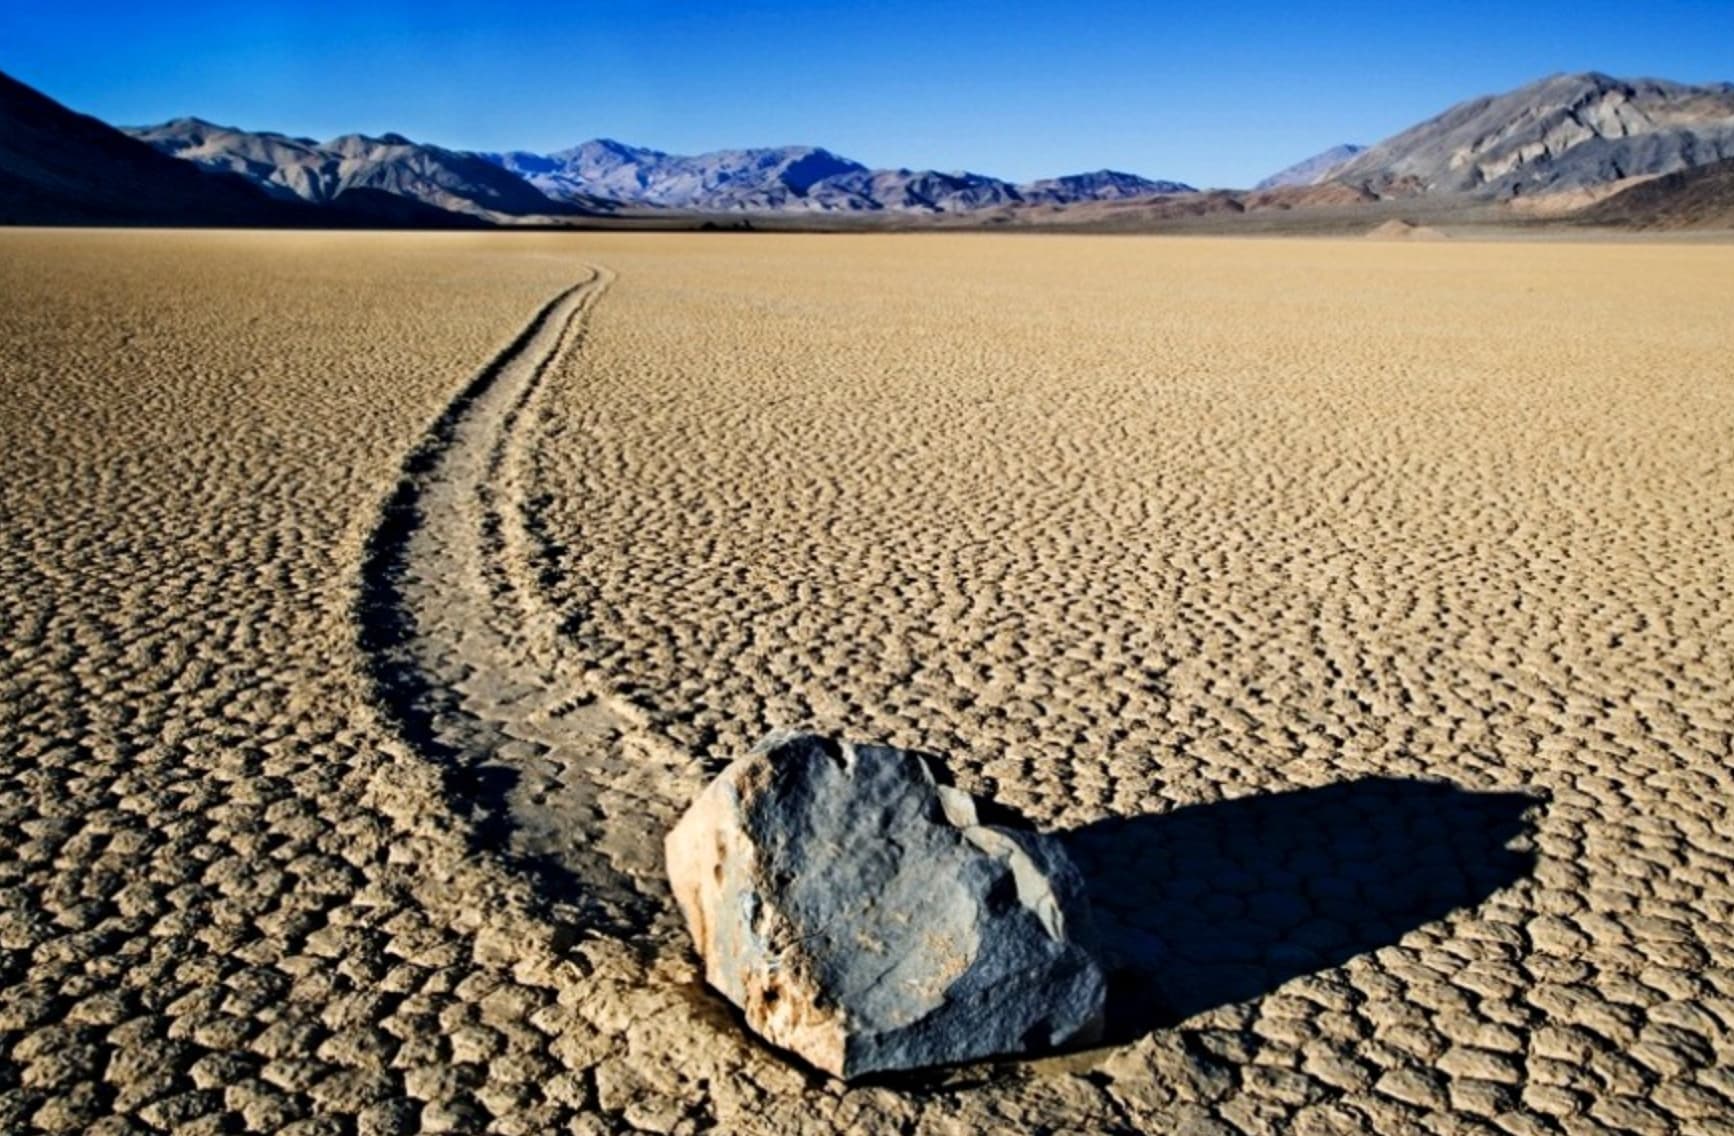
top-left (354, 264), bottom-right (695, 943)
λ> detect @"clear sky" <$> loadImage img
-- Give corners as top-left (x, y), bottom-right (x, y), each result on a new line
top-left (5, 1), bottom-right (1731, 188)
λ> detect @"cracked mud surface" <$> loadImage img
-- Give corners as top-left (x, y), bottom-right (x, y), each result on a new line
top-left (3, 229), bottom-right (1734, 1134)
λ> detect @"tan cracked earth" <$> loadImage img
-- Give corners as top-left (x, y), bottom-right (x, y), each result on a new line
top-left (2, 228), bottom-right (1732, 1135)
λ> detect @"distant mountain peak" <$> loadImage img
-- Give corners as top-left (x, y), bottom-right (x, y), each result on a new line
top-left (575, 137), bottom-right (667, 159)
top-left (159, 114), bottom-right (223, 130)
top-left (1254, 144), bottom-right (1366, 190)
top-left (1019, 169), bottom-right (1196, 204)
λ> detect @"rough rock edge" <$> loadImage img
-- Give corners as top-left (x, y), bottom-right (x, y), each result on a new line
top-left (666, 729), bottom-right (1106, 1079)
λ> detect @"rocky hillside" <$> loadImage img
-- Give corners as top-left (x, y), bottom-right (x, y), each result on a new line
top-left (126, 118), bottom-right (602, 220)
top-left (486, 141), bottom-right (867, 210)
top-left (1330, 72), bottom-right (1734, 198)
top-left (1019, 169), bottom-right (1194, 205)
top-left (485, 142), bottom-right (1194, 213)
top-left (1576, 156), bottom-right (1734, 228)
top-left (1255, 144), bottom-right (1366, 190)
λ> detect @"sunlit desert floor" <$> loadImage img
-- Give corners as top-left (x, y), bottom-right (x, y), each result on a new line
top-left (3, 229), bottom-right (1733, 1134)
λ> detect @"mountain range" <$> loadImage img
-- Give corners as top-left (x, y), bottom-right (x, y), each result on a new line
top-left (4, 67), bottom-right (1733, 229)
top-left (126, 117), bottom-right (606, 221)
top-left (483, 140), bottom-right (1195, 213)
top-left (134, 127), bottom-right (1198, 217)
top-left (0, 70), bottom-right (504, 229)
top-left (484, 139), bottom-right (1195, 213)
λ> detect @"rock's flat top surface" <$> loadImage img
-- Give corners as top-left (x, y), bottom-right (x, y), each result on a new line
top-left (666, 732), bottom-right (1104, 1078)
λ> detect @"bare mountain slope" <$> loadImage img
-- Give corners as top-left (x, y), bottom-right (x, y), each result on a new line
top-left (1255, 144), bottom-right (1366, 190)
top-left (1331, 72), bottom-right (1734, 198)
top-left (127, 118), bottom-right (603, 220)
top-left (1576, 156), bottom-right (1734, 228)
top-left (0, 70), bottom-right (302, 226)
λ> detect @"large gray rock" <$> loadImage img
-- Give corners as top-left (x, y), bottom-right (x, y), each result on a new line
top-left (665, 731), bottom-right (1105, 1079)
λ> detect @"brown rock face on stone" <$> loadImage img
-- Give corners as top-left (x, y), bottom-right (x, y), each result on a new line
top-left (665, 731), bottom-right (1105, 1079)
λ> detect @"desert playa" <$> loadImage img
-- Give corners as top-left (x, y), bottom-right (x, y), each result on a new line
top-left (3, 228), bottom-right (1734, 1133)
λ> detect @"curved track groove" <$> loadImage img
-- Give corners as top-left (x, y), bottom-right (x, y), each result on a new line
top-left (355, 264), bottom-right (693, 940)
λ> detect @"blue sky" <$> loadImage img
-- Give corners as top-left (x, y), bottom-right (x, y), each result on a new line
top-left (5, 1), bottom-right (1731, 187)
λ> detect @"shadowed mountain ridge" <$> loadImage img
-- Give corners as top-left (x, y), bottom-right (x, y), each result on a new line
top-left (0, 71), bottom-right (304, 226)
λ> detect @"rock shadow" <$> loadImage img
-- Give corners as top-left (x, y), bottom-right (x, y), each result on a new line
top-left (1056, 777), bottom-right (1540, 1041)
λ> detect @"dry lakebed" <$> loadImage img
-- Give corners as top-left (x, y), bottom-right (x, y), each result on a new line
top-left (2, 229), bottom-right (1733, 1133)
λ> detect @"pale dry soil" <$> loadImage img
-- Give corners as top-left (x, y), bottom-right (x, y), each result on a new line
top-left (1, 230), bottom-right (1732, 1135)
